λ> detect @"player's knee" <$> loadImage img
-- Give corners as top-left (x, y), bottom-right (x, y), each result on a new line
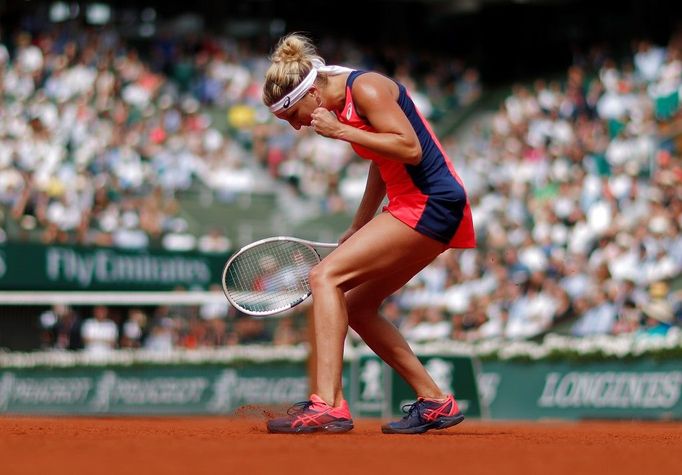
top-left (308, 262), bottom-right (335, 290)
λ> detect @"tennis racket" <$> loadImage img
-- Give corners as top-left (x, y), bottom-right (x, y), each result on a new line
top-left (221, 236), bottom-right (338, 317)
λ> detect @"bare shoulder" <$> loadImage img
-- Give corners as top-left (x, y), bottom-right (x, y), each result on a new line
top-left (351, 72), bottom-right (399, 112)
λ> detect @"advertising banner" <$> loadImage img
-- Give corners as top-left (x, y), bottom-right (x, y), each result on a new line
top-left (0, 243), bottom-right (228, 291)
top-left (479, 359), bottom-right (682, 420)
top-left (0, 363), bottom-right (352, 415)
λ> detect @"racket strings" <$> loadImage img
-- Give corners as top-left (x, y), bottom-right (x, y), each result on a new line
top-left (224, 241), bottom-right (321, 314)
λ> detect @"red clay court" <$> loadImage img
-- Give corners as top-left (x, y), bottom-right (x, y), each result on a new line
top-left (2, 416), bottom-right (681, 475)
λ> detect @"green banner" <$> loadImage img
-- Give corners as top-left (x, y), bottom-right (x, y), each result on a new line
top-left (479, 359), bottom-right (682, 420)
top-left (0, 362), bottom-right (353, 415)
top-left (353, 353), bottom-right (482, 418)
top-left (352, 354), bottom-right (391, 418)
top-left (5, 351), bottom-right (682, 420)
top-left (0, 354), bottom-right (479, 418)
top-left (0, 242), bottom-right (229, 291)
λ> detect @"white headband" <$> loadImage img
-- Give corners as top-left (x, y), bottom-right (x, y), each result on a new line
top-left (269, 58), bottom-right (353, 113)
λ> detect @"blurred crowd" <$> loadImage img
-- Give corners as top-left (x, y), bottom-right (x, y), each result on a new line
top-left (0, 25), bottom-right (255, 251)
top-left (388, 36), bottom-right (682, 343)
top-left (37, 289), bottom-right (303, 355)
top-left (2, 19), bottom-right (681, 352)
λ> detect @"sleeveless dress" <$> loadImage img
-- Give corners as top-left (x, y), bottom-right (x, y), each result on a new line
top-left (335, 71), bottom-right (476, 249)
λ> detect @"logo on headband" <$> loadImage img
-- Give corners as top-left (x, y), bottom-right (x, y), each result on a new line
top-left (283, 96), bottom-right (291, 109)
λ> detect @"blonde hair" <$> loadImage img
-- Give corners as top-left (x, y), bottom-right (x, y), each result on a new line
top-left (262, 33), bottom-right (324, 107)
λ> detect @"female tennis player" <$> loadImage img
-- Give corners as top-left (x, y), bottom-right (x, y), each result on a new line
top-left (262, 33), bottom-right (475, 434)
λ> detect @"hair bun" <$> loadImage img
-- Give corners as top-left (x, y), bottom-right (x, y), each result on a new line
top-left (262, 33), bottom-right (323, 108)
top-left (272, 35), bottom-right (307, 64)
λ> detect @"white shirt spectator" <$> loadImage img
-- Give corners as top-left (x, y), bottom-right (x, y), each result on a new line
top-left (417, 260), bottom-right (449, 293)
top-left (123, 319), bottom-right (143, 342)
top-left (586, 200), bottom-right (612, 235)
top-left (656, 58), bottom-right (682, 94)
top-left (144, 318), bottom-right (175, 352)
top-left (200, 295), bottom-right (229, 320)
top-left (161, 218), bottom-right (195, 251)
top-left (642, 252), bottom-right (678, 284)
top-left (608, 249), bottom-right (640, 283)
top-left (198, 231), bottom-right (231, 254)
top-left (112, 228), bottom-right (149, 249)
top-left (17, 44), bottom-right (43, 73)
top-left (122, 82), bottom-right (151, 107)
top-left (46, 197), bottom-right (82, 231)
top-left (596, 91), bottom-right (628, 120)
top-left (527, 117), bottom-right (553, 148)
top-left (162, 232), bottom-right (197, 251)
top-left (442, 283), bottom-right (472, 314)
top-left (477, 303), bottom-right (507, 339)
top-left (537, 87), bottom-right (559, 111)
top-left (635, 45), bottom-right (665, 82)
top-left (519, 245), bottom-right (548, 273)
top-left (552, 119), bottom-right (574, 145)
top-left (492, 110), bottom-right (511, 135)
top-left (568, 220), bottom-right (594, 256)
top-left (572, 301), bottom-right (616, 336)
top-left (505, 291), bottom-right (556, 339)
top-left (82, 317), bottom-right (118, 356)
top-left (505, 95), bottom-right (525, 125)
top-left (4, 69), bottom-right (36, 100)
top-left (403, 309), bottom-right (451, 343)
top-left (606, 136), bottom-right (634, 166)
top-left (599, 66), bottom-right (620, 93)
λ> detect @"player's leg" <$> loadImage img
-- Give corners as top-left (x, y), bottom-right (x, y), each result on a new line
top-left (346, 277), bottom-right (465, 434)
top-left (305, 305), bottom-right (317, 396)
top-left (345, 260), bottom-right (446, 399)
top-left (308, 212), bottom-right (447, 406)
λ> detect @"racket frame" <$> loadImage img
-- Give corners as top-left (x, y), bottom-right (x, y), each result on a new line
top-left (221, 236), bottom-right (337, 317)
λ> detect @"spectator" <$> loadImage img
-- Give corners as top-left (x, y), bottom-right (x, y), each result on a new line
top-left (197, 228), bottom-right (232, 253)
top-left (120, 309), bottom-right (148, 348)
top-left (81, 306), bottom-right (118, 356)
top-left (505, 280), bottom-right (556, 340)
top-left (571, 290), bottom-right (617, 337)
top-left (477, 306), bottom-right (509, 340)
top-left (637, 299), bottom-right (675, 337)
top-left (403, 307), bottom-right (451, 344)
top-left (38, 304), bottom-right (75, 350)
top-left (199, 284), bottom-right (230, 321)
top-left (161, 217), bottom-right (196, 251)
top-left (144, 310), bottom-right (177, 352)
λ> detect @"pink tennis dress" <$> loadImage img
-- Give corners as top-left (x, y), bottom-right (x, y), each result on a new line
top-left (335, 71), bottom-right (476, 249)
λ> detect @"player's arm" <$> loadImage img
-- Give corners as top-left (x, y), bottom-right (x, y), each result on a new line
top-left (352, 162), bottom-right (386, 228)
top-left (339, 162), bottom-right (386, 244)
top-left (311, 74), bottom-right (422, 164)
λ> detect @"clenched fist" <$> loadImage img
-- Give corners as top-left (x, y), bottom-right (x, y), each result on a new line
top-left (310, 107), bottom-right (343, 139)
